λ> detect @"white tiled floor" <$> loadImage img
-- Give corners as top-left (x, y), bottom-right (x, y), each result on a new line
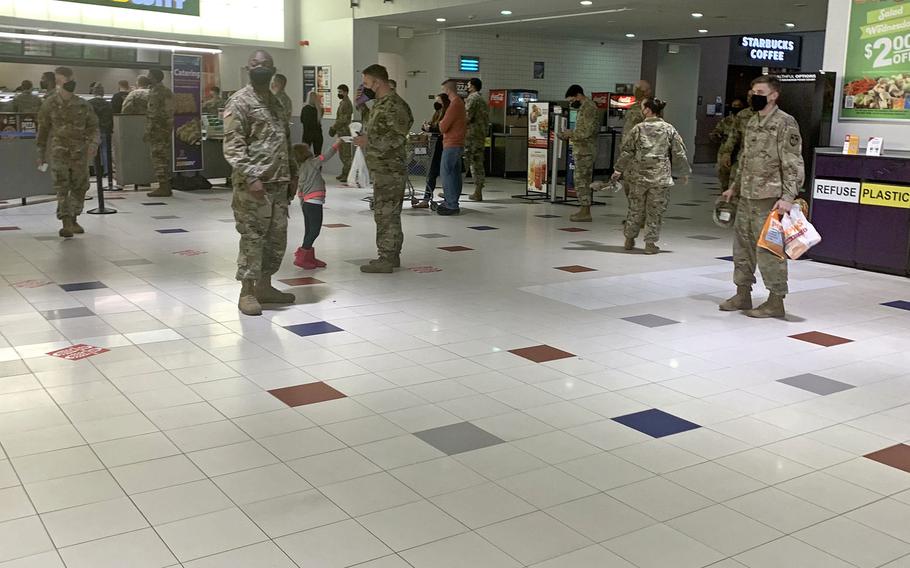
top-left (1, 169), bottom-right (910, 566)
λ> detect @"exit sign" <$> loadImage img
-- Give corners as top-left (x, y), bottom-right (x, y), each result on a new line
top-left (58, 0), bottom-right (200, 16)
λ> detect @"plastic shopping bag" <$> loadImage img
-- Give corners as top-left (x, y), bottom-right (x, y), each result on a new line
top-left (347, 146), bottom-right (371, 188)
top-left (782, 205), bottom-right (822, 260)
top-left (757, 210), bottom-right (786, 260)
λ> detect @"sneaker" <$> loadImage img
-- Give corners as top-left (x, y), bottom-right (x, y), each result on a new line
top-left (412, 200), bottom-right (430, 209)
top-left (436, 205), bottom-right (460, 216)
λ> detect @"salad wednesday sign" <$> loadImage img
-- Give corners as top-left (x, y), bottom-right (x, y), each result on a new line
top-left (842, 0), bottom-right (910, 120)
top-left (58, 0), bottom-right (200, 16)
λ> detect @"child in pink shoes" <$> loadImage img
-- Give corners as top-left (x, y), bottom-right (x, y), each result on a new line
top-left (293, 141), bottom-right (340, 270)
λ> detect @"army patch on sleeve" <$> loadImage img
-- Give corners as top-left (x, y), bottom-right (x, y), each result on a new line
top-left (789, 133), bottom-right (800, 147)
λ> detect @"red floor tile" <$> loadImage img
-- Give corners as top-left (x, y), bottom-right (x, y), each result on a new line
top-left (509, 345), bottom-right (576, 363)
top-left (439, 246), bottom-right (474, 252)
top-left (279, 277), bottom-right (325, 286)
top-left (555, 265), bottom-right (597, 273)
top-left (866, 444), bottom-right (910, 474)
top-left (789, 331), bottom-right (854, 347)
top-left (269, 382), bottom-right (347, 407)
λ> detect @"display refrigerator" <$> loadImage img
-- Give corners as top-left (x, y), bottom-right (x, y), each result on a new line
top-left (489, 88), bottom-right (539, 177)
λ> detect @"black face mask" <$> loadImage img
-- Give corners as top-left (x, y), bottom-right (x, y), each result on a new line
top-left (362, 87), bottom-right (376, 100)
top-left (249, 66), bottom-right (276, 87)
top-left (433, 102), bottom-right (443, 111)
top-left (731, 106), bottom-right (744, 115)
top-left (62, 81), bottom-right (77, 93)
top-left (570, 100), bottom-right (581, 109)
top-left (750, 94), bottom-right (769, 112)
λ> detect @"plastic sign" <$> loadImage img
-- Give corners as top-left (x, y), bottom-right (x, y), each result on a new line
top-left (730, 35), bottom-right (802, 68)
top-left (58, 0), bottom-right (200, 16)
top-left (459, 56), bottom-right (480, 73)
top-left (813, 179), bottom-right (861, 203)
top-left (488, 90), bottom-right (506, 108)
top-left (860, 182), bottom-right (910, 208)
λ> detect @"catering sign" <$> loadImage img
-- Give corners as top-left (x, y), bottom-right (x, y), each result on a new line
top-left (860, 182), bottom-right (910, 208)
top-left (730, 35), bottom-right (802, 68)
top-left (842, 0), bottom-right (910, 120)
top-left (58, 0), bottom-right (200, 16)
top-left (813, 179), bottom-right (861, 203)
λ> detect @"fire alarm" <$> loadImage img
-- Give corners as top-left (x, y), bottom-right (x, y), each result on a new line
top-left (299, 40), bottom-right (309, 46)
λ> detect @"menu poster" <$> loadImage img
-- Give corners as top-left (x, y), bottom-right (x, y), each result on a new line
top-left (0, 114), bottom-right (16, 140)
top-left (527, 102), bottom-right (550, 194)
top-left (303, 65), bottom-right (317, 105)
top-left (172, 54), bottom-right (203, 172)
top-left (18, 114), bottom-right (37, 138)
top-left (317, 65), bottom-right (333, 117)
top-left (842, 0), bottom-right (910, 120)
top-left (867, 136), bottom-right (884, 156)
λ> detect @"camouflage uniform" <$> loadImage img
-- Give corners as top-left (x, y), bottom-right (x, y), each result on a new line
top-left (718, 108), bottom-right (756, 190)
top-left (146, 83), bottom-right (175, 189)
top-left (334, 95), bottom-right (354, 178)
top-left (621, 100), bottom-right (645, 197)
top-left (709, 113), bottom-right (737, 189)
top-left (12, 92), bottom-right (42, 114)
top-left (728, 108), bottom-right (804, 295)
top-left (365, 92), bottom-right (413, 260)
top-left (275, 91), bottom-right (293, 122)
top-left (121, 89), bottom-right (150, 115)
top-left (201, 95), bottom-right (221, 115)
top-left (616, 117), bottom-right (690, 244)
top-left (569, 98), bottom-right (598, 207)
top-left (223, 85), bottom-right (298, 281)
top-left (464, 91), bottom-right (489, 191)
top-left (36, 91), bottom-right (100, 220)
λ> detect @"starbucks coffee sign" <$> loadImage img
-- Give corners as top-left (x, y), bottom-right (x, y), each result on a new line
top-left (59, 0), bottom-right (200, 16)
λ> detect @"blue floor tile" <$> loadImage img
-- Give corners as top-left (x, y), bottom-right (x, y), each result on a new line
top-left (468, 226), bottom-right (499, 231)
top-left (717, 256), bottom-right (734, 262)
top-left (613, 409), bottom-right (701, 438)
top-left (285, 321), bottom-right (344, 337)
top-left (882, 300), bottom-right (910, 311)
top-left (59, 281), bottom-right (108, 292)
top-left (156, 229), bottom-right (189, 234)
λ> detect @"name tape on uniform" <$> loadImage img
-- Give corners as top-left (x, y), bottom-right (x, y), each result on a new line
top-left (813, 179), bottom-right (860, 203)
top-left (860, 183), bottom-right (910, 209)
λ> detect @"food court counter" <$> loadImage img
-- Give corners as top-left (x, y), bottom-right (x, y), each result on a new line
top-left (0, 113), bottom-right (54, 201)
top-left (810, 147), bottom-right (910, 275)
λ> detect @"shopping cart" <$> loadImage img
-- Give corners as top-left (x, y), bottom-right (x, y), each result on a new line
top-left (365, 133), bottom-right (437, 210)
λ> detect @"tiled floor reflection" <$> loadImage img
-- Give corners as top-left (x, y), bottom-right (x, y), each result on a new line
top-left (2, 169), bottom-right (910, 567)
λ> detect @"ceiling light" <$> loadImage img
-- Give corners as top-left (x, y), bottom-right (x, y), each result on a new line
top-left (625, 33), bottom-right (636, 38)
top-left (691, 12), bottom-right (704, 18)
top-left (500, 10), bottom-right (512, 15)
top-left (698, 29), bottom-right (708, 33)
top-left (436, 17), bottom-right (446, 22)
top-left (784, 22), bottom-right (796, 28)
top-left (580, 0), bottom-right (593, 5)
top-left (0, 31), bottom-right (222, 54)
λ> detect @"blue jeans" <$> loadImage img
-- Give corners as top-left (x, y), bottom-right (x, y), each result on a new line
top-left (440, 146), bottom-right (463, 210)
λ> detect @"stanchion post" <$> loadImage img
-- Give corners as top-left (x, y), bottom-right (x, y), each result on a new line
top-left (88, 146), bottom-right (117, 215)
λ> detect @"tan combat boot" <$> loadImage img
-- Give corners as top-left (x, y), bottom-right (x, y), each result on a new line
top-left (644, 243), bottom-right (660, 255)
top-left (238, 280), bottom-right (262, 316)
top-left (468, 185), bottom-right (483, 202)
top-left (147, 182), bottom-right (172, 198)
top-left (71, 217), bottom-right (85, 234)
top-left (624, 238), bottom-right (635, 251)
top-left (361, 257), bottom-right (395, 273)
top-left (719, 286), bottom-right (753, 312)
top-left (745, 293), bottom-right (786, 319)
top-left (59, 217), bottom-right (74, 238)
top-left (369, 254), bottom-right (400, 268)
top-left (570, 206), bottom-right (592, 223)
top-left (255, 278), bottom-right (296, 304)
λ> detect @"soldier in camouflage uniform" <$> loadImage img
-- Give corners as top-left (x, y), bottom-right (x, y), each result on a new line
top-left (331, 84), bottom-right (354, 182)
top-left (354, 64), bottom-right (414, 274)
top-left (561, 84), bottom-right (599, 222)
top-left (36, 67), bottom-right (100, 238)
top-left (621, 80), bottom-right (651, 199)
top-left (12, 81), bottom-right (42, 113)
top-left (146, 70), bottom-right (175, 197)
top-left (223, 50), bottom-right (299, 316)
top-left (201, 86), bottom-right (222, 115)
top-left (717, 97), bottom-right (756, 190)
top-left (612, 98), bottom-right (690, 255)
top-left (121, 76), bottom-right (151, 115)
top-left (709, 98), bottom-right (745, 189)
top-left (465, 78), bottom-right (489, 202)
top-left (720, 75), bottom-right (804, 319)
top-left (271, 74), bottom-right (293, 121)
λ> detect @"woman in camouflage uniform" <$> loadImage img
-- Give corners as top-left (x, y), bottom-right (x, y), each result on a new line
top-left (612, 98), bottom-right (690, 255)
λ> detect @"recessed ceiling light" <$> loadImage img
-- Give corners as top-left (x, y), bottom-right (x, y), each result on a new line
top-left (625, 33), bottom-right (636, 38)
top-left (698, 29), bottom-right (708, 33)
top-left (500, 10), bottom-right (512, 15)
top-left (785, 22), bottom-right (796, 27)
top-left (580, 0), bottom-right (593, 5)
top-left (691, 12), bottom-right (704, 18)
top-left (436, 17), bottom-right (446, 22)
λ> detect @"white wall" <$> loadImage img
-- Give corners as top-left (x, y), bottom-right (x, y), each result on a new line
top-left (824, 0), bottom-right (910, 150)
top-left (443, 30), bottom-right (642, 100)
top-left (656, 45), bottom-right (701, 164)
top-left (385, 32), bottom-right (446, 120)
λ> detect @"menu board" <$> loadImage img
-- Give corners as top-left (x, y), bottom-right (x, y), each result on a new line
top-left (22, 40), bottom-right (52, 57)
top-left (83, 45), bottom-right (110, 60)
top-left (0, 39), bottom-right (21, 56)
top-left (842, 0), bottom-right (910, 121)
top-left (527, 102), bottom-right (549, 194)
top-left (54, 44), bottom-right (84, 59)
top-left (110, 47), bottom-right (137, 62)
